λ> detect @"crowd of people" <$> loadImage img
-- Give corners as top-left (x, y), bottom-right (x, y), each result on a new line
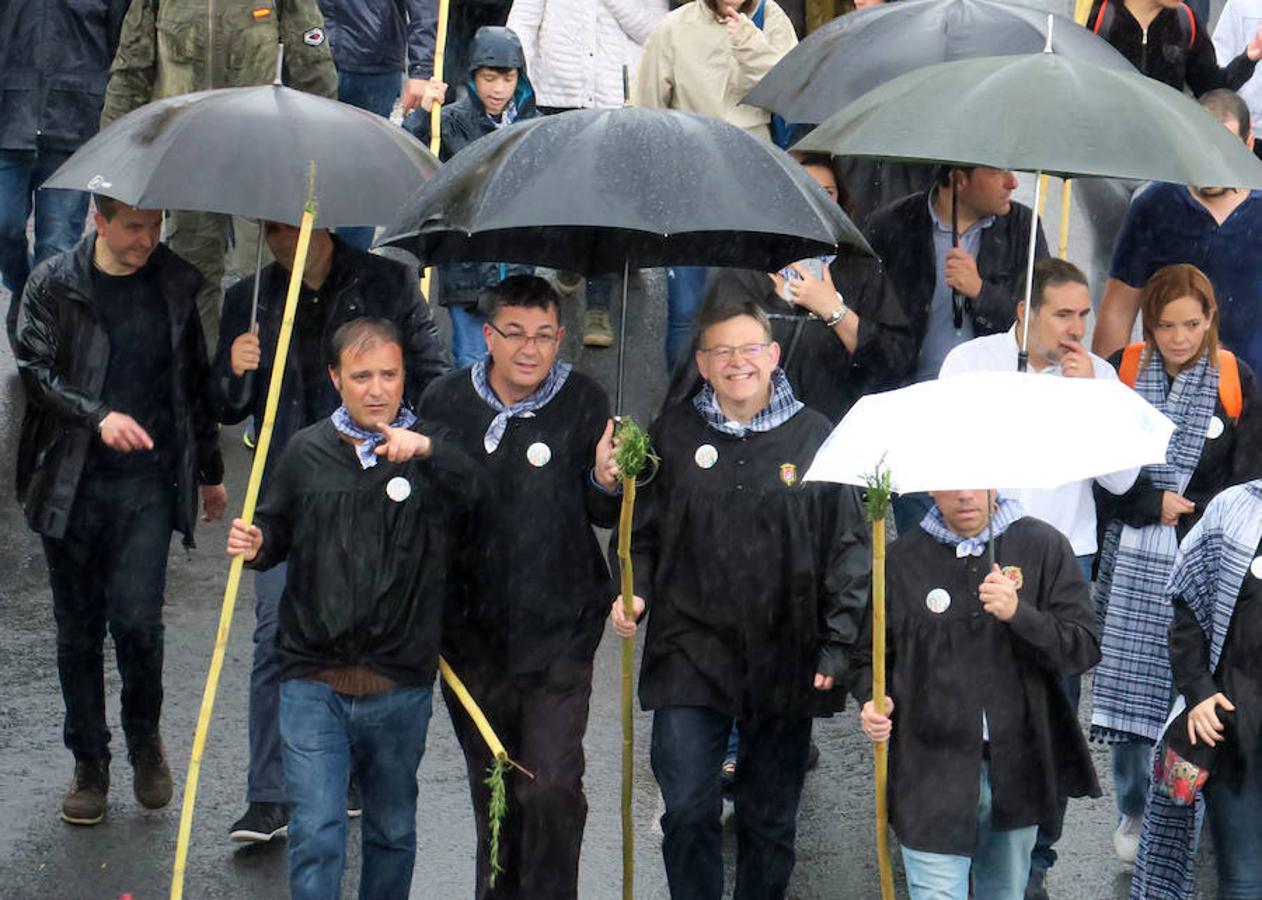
top-left (7, 0), bottom-right (1262, 899)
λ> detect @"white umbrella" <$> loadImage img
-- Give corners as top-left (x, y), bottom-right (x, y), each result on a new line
top-left (804, 371), bottom-right (1174, 493)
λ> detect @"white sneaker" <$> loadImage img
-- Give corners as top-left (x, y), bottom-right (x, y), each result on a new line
top-left (1113, 814), bottom-right (1142, 863)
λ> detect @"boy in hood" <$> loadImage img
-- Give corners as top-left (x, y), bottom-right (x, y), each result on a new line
top-left (407, 26), bottom-right (538, 369)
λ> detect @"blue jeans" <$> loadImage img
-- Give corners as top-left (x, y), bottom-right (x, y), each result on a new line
top-left (1028, 554), bottom-right (1092, 874)
top-left (0, 148), bottom-right (89, 343)
top-left (449, 305), bottom-right (487, 369)
top-left (652, 705), bottom-right (811, 900)
top-left (42, 476), bottom-right (175, 761)
top-left (1112, 739), bottom-right (1154, 819)
top-left (1205, 739), bottom-right (1262, 899)
top-left (247, 563), bottom-right (287, 803)
top-left (900, 761), bottom-right (1038, 900)
top-left (665, 266), bottom-right (708, 370)
top-left (335, 71), bottom-right (401, 250)
top-left (280, 679), bottom-right (433, 900)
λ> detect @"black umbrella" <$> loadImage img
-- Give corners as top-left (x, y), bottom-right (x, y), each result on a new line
top-left (43, 83), bottom-right (439, 227)
top-left (378, 106), bottom-right (872, 410)
top-left (744, 0), bottom-right (1134, 125)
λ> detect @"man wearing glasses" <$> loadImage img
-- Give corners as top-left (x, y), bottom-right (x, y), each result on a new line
top-left (417, 274), bottom-right (620, 899)
top-left (611, 297), bottom-right (870, 900)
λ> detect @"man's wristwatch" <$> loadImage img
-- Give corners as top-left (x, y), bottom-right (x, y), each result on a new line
top-left (824, 293), bottom-right (849, 328)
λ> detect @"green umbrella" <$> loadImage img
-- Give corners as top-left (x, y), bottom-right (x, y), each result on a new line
top-left (795, 20), bottom-right (1262, 366)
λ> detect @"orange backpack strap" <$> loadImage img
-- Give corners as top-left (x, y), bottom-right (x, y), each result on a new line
top-left (1119, 342), bottom-right (1144, 387)
top-left (1091, 0), bottom-right (1110, 34)
top-left (1218, 349), bottom-right (1242, 420)
top-left (1178, 1), bottom-right (1197, 47)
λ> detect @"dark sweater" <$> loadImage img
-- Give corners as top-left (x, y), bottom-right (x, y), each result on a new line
top-left (632, 401), bottom-right (870, 720)
top-left (850, 519), bottom-right (1102, 856)
top-left (1097, 351), bottom-right (1262, 541)
top-left (251, 419), bottom-right (478, 686)
top-left (417, 367), bottom-right (620, 674)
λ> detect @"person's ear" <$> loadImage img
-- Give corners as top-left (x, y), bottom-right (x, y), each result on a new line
top-left (93, 211), bottom-right (107, 235)
top-left (482, 322), bottom-right (495, 354)
top-left (767, 340), bottom-right (782, 370)
top-left (328, 365), bottom-right (342, 392)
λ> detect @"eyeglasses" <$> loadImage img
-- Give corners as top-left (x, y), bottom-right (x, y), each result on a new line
top-left (698, 342), bottom-right (770, 362)
top-left (487, 320), bottom-right (559, 349)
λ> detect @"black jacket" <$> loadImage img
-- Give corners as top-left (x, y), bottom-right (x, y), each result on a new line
top-left (1087, 0), bottom-right (1256, 95)
top-left (417, 368), bottom-right (620, 674)
top-left (632, 401), bottom-right (871, 720)
top-left (210, 238), bottom-right (449, 469)
top-left (406, 25), bottom-right (539, 161)
top-left (15, 235), bottom-right (223, 543)
top-left (0, 0), bottom-right (130, 152)
top-left (1096, 351), bottom-right (1262, 541)
top-left (866, 189), bottom-right (1049, 384)
top-left (317, 0), bottom-right (438, 78)
top-left (850, 519), bottom-right (1102, 856)
top-left (252, 419), bottom-right (477, 685)
top-left (666, 260), bottom-right (914, 424)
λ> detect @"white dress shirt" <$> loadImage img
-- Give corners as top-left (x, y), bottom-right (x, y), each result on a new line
top-left (939, 328), bottom-right (1139, 556)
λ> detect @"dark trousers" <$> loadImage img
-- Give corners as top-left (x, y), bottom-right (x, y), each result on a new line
top-left (651, 705), bottom-right (812, 900)
top-left (442, 655), bottom-right (593, 900)
top-left (41, 475), bottom-right (175, 762)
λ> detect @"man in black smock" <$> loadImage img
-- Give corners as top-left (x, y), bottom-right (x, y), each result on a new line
top-left (227, 318), bottom-right (473, 900)
top-left (416, 275), bottom-right (620, 900)
top-left (855, 489), bottom-right (1100, 899)
top-left (612, 298), bottom-right (870, 900)
top-left (15, 197), bottom-right (225, 827)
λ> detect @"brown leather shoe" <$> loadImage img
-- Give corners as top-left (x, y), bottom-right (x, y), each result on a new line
top-left (61, 759), bottom-right (109, 825)
top-left (128, 733), bottom-right (173, 810)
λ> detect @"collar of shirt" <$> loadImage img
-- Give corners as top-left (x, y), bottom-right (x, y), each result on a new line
top-left (920, 496), bottom-right (1027, 557)
top-left (927, 189), bottom-right (996, 243)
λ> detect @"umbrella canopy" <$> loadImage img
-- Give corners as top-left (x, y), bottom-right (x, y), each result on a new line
top-left (378, 107), bottom-right (873, 274)
top-left (43, 84), bottom-right (439, 227)
top-left (745, 0), bottom-right (1133, 125)
top-left (803, 372), bottom-right (1174, 493)
top-left (793, 49), bottom-right (1262, 189)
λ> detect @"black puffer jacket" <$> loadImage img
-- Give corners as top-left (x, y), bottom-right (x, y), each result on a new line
top-left (15, 235), bottom-right (223, 543)
top-left (407, 25), bottom-right (539, 161)
top-left (210, 237), bottom-right (449, 471)
top-left (317, 0), bottom-right (438, 78)
top-left (866, 188), bottom-right (1048, 385)
top-left (0, 0), bottom-right (130, 152)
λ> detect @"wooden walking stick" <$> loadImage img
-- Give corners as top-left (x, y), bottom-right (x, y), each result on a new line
top-left (864, 463), bottom-right (895, 900)
top-left (613, 417), bottom-right (656, 900)
top-left (171, 163), bottom-right (319, 900)
top-left (418, 0), bottom-right (451, 303)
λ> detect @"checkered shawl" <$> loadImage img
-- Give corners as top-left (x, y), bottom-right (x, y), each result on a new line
top-left (470, 358), bottom-right (572, 454)
top-left (1130, 482), bottom-right (1262, 900)
top-left (693, 368), bottom-right (803, 437)
top-left (1092, 351), bottom-right (1219, 743)
top-left (919, 496), bottom-right (1026, 556)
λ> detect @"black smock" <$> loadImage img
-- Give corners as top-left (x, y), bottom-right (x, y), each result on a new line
top-left (665, 261), bottom-right (914, 424)
top-left (631, 401), bottom-right (870, 721)
top-left (849, 518), bottom-right (1102, 856)
top-left (1170, 534), bottom-right (1262, 788)
top-left (1097, 352), bottom-right (1262, 541)
top-left (417, 368), bottom-right (620, 674)
top-left (250, 419), bottom-right (477, 687)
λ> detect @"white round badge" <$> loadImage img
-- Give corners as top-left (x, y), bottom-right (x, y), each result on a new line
top-left (1207, 416), bottom-right (1225, 440)
top-left (926, 588), bottom-right (951, 614)
top-left (526, 441), bottom-right (552, 467)
top-left (1251, 556), bottom-right (1262, 580)
top-left (386, 476), bottom-right (411, 503)
top-left (694, 444), bottom-right (719, 469)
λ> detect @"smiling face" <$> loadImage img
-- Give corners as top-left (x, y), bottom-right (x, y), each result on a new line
top-left (931, 489), bottom-right (995, 538)
top-left (1152, 295), bottom-right (1214, 372)
top-left (483, 302), bottom-right (563, 402)
top-left (328, 339), bottom-right (404, 430)
top-left (695, 314), bottom-right (781, 418)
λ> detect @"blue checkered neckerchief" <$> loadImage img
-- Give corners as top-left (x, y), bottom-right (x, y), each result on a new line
top-left (488, 99), bottom-right (519, 130)
top-left (920, 496), bottom-right (1026, 558)
top-left (692, 368), bottom-right (803, 437)
top-left (471, 356), bottom-right (573, 454)
top-left (330, 405), bottom-right (418, 470)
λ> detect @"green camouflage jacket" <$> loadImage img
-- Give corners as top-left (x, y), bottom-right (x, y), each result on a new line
top-left (101, 0), bottom-right (338, 126)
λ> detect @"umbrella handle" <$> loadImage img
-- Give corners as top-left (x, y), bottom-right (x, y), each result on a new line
top-left (951, 181), bottom-right (964, 330)
top-left (1018, 171), bottom-right (1044, 372)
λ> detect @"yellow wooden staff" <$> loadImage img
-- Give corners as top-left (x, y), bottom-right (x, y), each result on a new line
top-left (418, 0), bottom-right (451, 303)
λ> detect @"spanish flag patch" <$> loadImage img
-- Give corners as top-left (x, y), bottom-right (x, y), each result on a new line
top-left (252, 5), bottom-right (272, 20)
